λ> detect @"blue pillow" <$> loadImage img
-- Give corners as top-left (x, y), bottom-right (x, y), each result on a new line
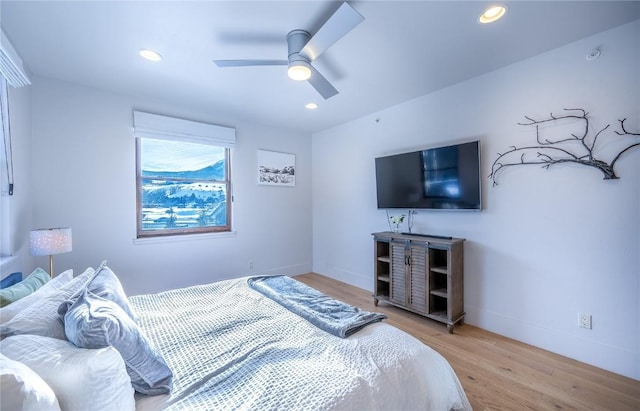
top-left (0, 268), bottom-right (50, 307)
top-left (0, 272), bottom-right (22, 289)
top-left (59, 261), bottom-right (136, 320)
top-left (63, 289), bottom-right (173, 395)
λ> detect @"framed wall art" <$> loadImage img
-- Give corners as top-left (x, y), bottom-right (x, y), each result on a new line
top-left (257, 149), bottom-right (295, 187)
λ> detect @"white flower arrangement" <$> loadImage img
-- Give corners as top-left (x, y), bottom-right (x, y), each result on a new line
top-left (390, 214), bottom-right (406, 232)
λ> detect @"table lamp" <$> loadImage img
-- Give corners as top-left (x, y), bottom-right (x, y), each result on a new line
top-left (29, 227), bottom-right (72, 277)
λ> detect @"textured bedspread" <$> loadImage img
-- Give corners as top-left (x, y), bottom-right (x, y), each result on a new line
top-left (131, 277), bottom-right (471, 411)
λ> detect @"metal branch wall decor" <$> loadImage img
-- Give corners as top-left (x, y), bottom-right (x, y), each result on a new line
top-left (489, 108), bottom-right (640, 186)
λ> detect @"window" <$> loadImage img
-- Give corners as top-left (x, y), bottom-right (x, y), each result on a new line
top-left (1, 29), bottom-right (31, 258)
top-left (1, 78), bottom-right (12, 256)
top-left (133, 111), bottom-right (235, 238)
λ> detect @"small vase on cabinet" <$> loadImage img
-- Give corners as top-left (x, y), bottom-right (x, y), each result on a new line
top-left (389, 214), bottom-right (405, 233)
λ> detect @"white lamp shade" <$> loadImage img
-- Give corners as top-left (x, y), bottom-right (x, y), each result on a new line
top-left (29, 228), bottom-right (72, 256)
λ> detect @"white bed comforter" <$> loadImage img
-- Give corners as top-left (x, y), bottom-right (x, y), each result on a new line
top-left (131, 277), bottom-right (471, 411)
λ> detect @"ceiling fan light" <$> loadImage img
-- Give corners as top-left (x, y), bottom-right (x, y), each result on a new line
top-left (288, 61), bottom-right (311, 81)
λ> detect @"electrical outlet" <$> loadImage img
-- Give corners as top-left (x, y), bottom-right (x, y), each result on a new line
top-left (578, 313), bottom-right (592, 329)
top-left (248, 261), bottom-right (254, 270)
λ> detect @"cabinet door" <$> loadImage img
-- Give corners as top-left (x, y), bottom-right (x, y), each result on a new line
top-left (389, 240), bottom-right (407, 305)
top-left (408, 242), bottom-right (428, 314)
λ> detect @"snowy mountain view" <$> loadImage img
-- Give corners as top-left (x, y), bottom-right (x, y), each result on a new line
top-left (139, 140), bottom-right (228, 231)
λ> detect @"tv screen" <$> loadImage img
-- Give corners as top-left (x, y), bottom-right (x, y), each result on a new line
top-left (375, 140), bottom-right (481, 210)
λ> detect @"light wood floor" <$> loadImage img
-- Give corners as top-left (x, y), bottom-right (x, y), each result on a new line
top-left (294, 273), bottom-right (640, 411)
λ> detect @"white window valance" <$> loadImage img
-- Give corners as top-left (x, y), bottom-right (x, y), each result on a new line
top-left (133, 111), bottom-right (236, 147)
top-left (0, 30), bottom-right (31, 88)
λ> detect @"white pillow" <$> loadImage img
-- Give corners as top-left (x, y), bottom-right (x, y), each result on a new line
top-left (0, 269), bottom-right (74, 324)
top-left (0, 268), bottom-right (94, 339)
top-left (0, 352), bottom-right (61, 411)
top-left (0, 335), bottom-right (135, 411)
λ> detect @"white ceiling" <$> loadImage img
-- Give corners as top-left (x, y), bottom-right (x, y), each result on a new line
top-left (1, 1), bottom-right (639, 134)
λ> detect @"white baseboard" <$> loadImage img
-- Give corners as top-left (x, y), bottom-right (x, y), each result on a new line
top-left (262, 262), bottom-right (312, 277)
top-left (465, 304), bottom-right (639, 380)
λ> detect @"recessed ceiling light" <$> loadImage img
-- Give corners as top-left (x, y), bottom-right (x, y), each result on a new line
top-left (139, 49), bottom-right (162, 62)
top-left (478, 5), bottom-right (507, 24)
top-left (305, 103), bottom-right (318, 110)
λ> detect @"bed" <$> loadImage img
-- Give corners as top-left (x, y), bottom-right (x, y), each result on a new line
top-left (1, 264), bottom-right (471, 411)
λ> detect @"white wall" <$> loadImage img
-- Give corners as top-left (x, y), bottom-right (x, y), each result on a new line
top-left (312, 20), bottom-right (640, 379)
top-left (6, 10), bottom-right (638, 382)
top-left (27, 77), bottom-right (313, 295)
top-left (0, 84), bottom-right (34, 277)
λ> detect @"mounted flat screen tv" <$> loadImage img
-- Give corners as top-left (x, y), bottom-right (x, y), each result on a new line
top-left (375, 140), bottom-right (481, 210)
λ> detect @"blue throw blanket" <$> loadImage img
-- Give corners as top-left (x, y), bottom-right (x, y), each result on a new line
top-left (247, 275), bottom-right (386, 338)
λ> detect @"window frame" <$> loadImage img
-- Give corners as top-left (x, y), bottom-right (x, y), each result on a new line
top-left (135, 138), bottom-right (232, 238)
top-left (1, 78), bottom-right (14, 257)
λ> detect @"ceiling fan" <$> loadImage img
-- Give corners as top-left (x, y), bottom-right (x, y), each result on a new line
top-left (213, 2), bottom-right (364, 100)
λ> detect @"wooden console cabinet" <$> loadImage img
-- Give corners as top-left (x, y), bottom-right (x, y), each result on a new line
top-left (372, 232), bottom-right (465, 333)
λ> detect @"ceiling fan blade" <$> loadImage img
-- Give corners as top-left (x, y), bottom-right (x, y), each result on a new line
top-left (213, 59), bottom-right (287, 67)
top-left (307, 65), bottom-right (338, 99)
top-left (300, 2), bottom-right (364, 61)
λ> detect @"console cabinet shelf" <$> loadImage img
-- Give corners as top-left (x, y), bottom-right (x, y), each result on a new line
top-left (372, 232), bottom-right (465, 333)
